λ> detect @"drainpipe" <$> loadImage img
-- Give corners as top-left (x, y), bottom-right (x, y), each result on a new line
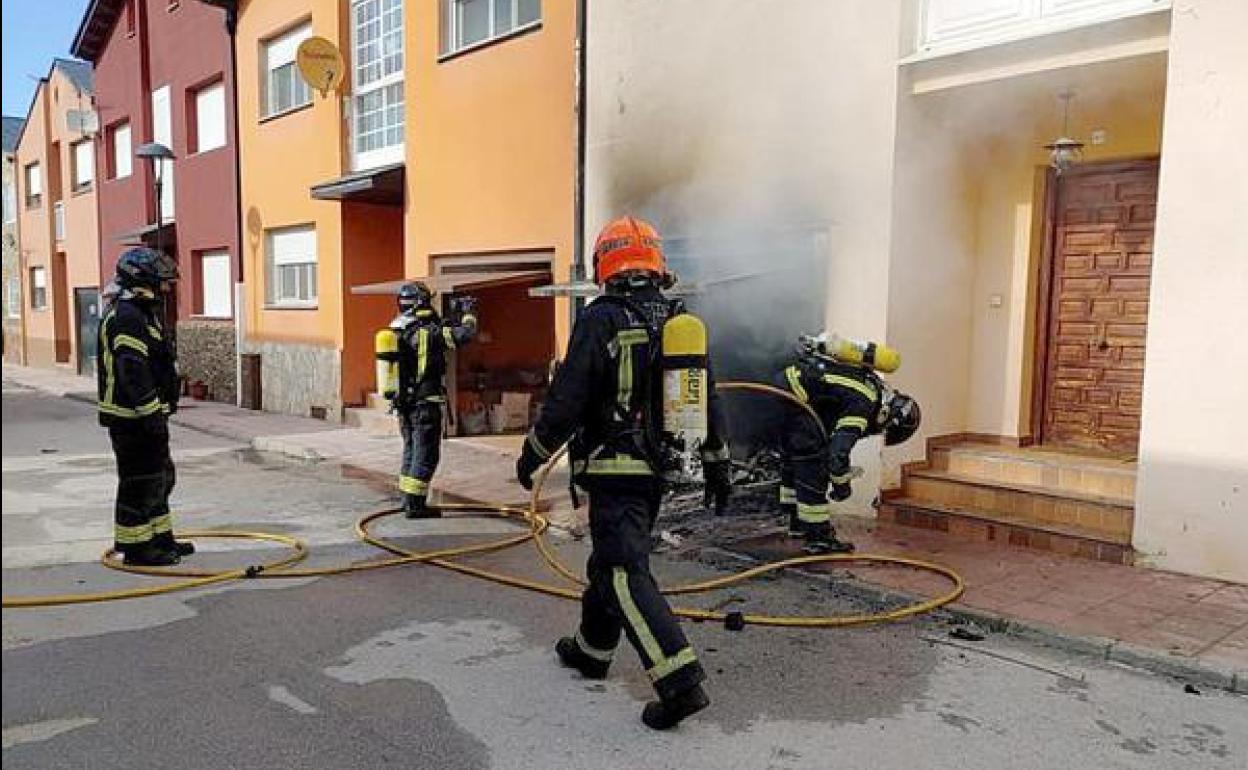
top-left (224, 1), bottom-right (245, 406)
top-left (571, 0), bottom-right (589, 326)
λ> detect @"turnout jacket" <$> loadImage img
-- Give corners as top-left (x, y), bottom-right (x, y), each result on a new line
top-left (97, 297), bottom-right (179, 428)
top-left (387, 308), bottom-right (477, 408)
top-left (525, 285), bottom-right (729, 481)
top-left (777, 355), bottom-right (883, 494)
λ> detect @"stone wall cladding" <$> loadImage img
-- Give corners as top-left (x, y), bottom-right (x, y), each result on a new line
top-left (242, 339), bottom-right (342, 422)
top-left (177, 319), bottom-right (236, 403)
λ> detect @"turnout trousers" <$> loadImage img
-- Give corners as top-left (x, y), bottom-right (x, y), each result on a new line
top-left (109, 421), bottom-right (178, 556)
top-left (398, 401), bottom-right (443, 502)
top-left (779, 407), bottom-right (831, 526)
top-left (575, 476), bottom-right (706, 701)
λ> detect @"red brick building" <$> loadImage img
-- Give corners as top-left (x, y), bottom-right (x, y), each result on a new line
top-left (72, 0), bottom-right (240, 400)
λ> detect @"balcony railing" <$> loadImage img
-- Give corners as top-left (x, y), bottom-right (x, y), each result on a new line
top-left (913, 0), bottom-right (1172, 59)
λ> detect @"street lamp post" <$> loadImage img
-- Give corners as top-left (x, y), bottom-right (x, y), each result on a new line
top-left (135, 142), bottom-right (177, 355)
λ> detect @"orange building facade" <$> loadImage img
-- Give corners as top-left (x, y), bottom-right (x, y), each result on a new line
top-left (236, 0), bottom-right (573, 424)
top-left (14, 60), bottom-right (102, 373)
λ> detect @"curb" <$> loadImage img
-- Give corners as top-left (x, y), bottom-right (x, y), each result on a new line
top-left (698, 544), bottom-right (1246, 696)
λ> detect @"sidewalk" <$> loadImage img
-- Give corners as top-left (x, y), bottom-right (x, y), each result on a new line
top-left (5, 362), bottom-right (1244, 691)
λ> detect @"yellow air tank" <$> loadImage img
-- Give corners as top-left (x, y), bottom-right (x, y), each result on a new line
top-left (823, 332), bottom-right (901, 374)
top-left (375, 328), bottom-right (400, 399)
top-left (661, 314), bottom-right (709, 447)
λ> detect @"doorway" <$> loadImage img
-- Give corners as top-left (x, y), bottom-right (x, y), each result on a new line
top-left (1034, 158), bottom-right (1159, 455)
top-left (74, 287), bottom-right (100, 375)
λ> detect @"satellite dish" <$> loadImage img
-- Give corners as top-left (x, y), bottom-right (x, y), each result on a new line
top-left (297, 37), bottom-right (346, 98)
top-left (66, 109), bottom-right (100, 136)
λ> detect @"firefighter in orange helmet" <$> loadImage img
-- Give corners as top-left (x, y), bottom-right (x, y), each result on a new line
top-left (515, 217), bottom-right (731, 729)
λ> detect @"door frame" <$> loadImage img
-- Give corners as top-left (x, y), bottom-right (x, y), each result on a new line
top-left (73, 286), bottom-right (101, 375)
top-left (1028, 155), bottom-right (1161, 448)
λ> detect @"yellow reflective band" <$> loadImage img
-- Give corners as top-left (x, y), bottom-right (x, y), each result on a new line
top-left (779, 486), bottom-right (797, 504)
top-left (797, 502), bottom-right (830, 523)
top-left (416, 328), bottom-right (430, 379)
top-left (146, 324), bottom-right (162, 340)
top-left (836, 416), bottom-right (869, 432)
top-left (114, 522), bottom-right (153, 544)
top-left (99, 401), bottom-right (159, 419)
top-left (700, 445), bottom-right (730, 463)
top-left (612, 567), bottom-right (666, 667)
top-left (526, 432), bottom-right (552, 461)
top-left (149, 513), bottom-right (173, 534)
top-left (114, 334), bottom-right (148, 356)
top-left (822, 374), bottom-right (877, 402)
top-left (785, 366), bottom-right (809, 403)
top-left (647, 646), bottom-right (699, 683)
top-left (830, 473), bottom-right (853, 484)
top-left (101, 315), bottom-right (116, 407)
top-left (442, 327), bottom-right (457, 348)
top-left (585, 456), bottom-right (653, 476)
top-left (134, 397), bottom-right (163, 417)
top-left (399, 475), bottom-right (428, 495)
top-left (575, 630), bottom-right (616, 663)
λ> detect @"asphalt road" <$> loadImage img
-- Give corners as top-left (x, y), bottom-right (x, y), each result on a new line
top-left (3, 387), bottom-right (1246, 769)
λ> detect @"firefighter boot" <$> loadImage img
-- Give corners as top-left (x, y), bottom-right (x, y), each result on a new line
top-left (786, 508), bottom-right (801, 537)
top-left (641, 684), bottom-right (710, 730)
top-left (403, 493), bottom-right (441, 519)
top-left (555, 637), bottom-right (610, 680)
top-left (802, 522), bottom-right (855, 555)
top-left (123, 543), bottom-right (181, 567)
top-left (153, 531), bottom-right (195, 557)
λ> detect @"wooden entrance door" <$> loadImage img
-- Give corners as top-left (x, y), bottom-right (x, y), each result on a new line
top-left (1039, 159), bottom-right (1158, 455)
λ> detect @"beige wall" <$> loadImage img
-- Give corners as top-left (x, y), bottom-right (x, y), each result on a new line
top-left (1133, 0), bottom-right (1248, 582)
top-left (587, 0), bottom-right (906, 511)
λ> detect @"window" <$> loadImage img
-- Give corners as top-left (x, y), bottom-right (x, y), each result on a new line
top-left (53, 201), bottom-right (65, 241)
top-left (151, 86), bottom-right (174, 220)
top-left (441, 0), bottom-right (540, 56)
top-left (72, 139), bottom-right (95, 191)
top-left (198, 249), bottom-right (233, 317)
top-left (30, 267), bottom-right (47, 310)
top-left (263, 23), bottom-right (313, 118)
top-left (192, 80), bottom-right (227, 153)
top-left (110, 121), bottom-right (132, 179)
top-left (5, 277), bottom-right (20, 318)
top-left (24, 163), bottom-right (42, 208)
top-left (3, 177), bottom-right (15, 224)
top-left (266, 225), bottom-right (317, 306)
top-left (352, 0), bottom-right (405, 169)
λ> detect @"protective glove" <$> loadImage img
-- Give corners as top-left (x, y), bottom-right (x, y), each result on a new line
top-left (828, 481), bottom-right (852, 502)
top-left (516, 439), bottom-right (543, 491)
top-left (702, 459), bottom-right (733, 514)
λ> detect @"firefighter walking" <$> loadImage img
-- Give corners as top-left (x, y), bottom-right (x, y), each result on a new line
top-left (98, 247), bottom-right (193, 567)
top-left (375, 282), bottom-right (478, 518)
top-left (773, 332), bottom-right (921, 554)
top-left (515, 217), bottom-right (733, 730)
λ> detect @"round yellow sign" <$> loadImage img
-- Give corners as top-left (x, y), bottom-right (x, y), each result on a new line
top-left (296, 37), bottom-right (345, 97)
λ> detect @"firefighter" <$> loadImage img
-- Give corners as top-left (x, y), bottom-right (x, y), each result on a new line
top-left (774, 335), bottom-right (921, 554)
top-left (378, 282), bottom-right (478, 518)
top-left (97, 247), bottom-right (192, 566)
top-left (515, 216), bottom-right (733, 730)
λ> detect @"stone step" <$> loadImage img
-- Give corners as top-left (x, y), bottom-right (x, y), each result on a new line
top-left (902, 468), bottom-right (1133, 542)
top-left (929, 443), bottom-right (1136, 503)
top-left (878, 496), bottom-right (1133, 565)
top-left (367, 391), bottom-right (389, 410)
top-left (344, 405), bottom-right (398, 435)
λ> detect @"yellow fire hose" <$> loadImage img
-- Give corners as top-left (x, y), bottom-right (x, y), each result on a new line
top-left (2, 382), bottom-right (965, 628)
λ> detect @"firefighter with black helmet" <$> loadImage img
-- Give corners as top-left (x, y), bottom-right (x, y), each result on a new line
top-left (774, 334), bottom-right (921, 554)
top-left (375, 282), bottom-right (478, 518)
top-left (515, 216), bottom-right (733, 730)
top-left (98, 246), bottom-right (193, 566)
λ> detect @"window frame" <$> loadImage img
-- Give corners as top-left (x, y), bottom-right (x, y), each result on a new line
top-left (29, 266), bottom-right (47, 311)
top-left (265, 224), bottom-right (319, 309)
top-left (261, 22), bottom-right (314, 121)
top-left (24, 162), bottom-right (42, 208)
top-left (110, 120), bottom-right (133, 180)
top-left (351, 0), bottom-right (406, 170)
top-left (196, 248), bottom-right (234, 318)
top-left (440, 0), bottom-right (542, 59)
top-left (5, 276), bottom-right (20, 318)
top-left (71, 138), bottom-right (95, 192)
top-left (3, 175), bottom-right (16, 224)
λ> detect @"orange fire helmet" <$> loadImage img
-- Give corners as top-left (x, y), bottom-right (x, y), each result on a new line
top-left (592, 216), bottom-right (666, 284)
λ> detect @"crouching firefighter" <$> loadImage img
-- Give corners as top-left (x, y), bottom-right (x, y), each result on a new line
top-left (515, 217), bottom-right (733, 730)
top-left (774, 332), bottom-right (920, 554)
top-left (98, 247), bottom-right (193, 566)
top-left (375, 282), bottom-right (478, 518)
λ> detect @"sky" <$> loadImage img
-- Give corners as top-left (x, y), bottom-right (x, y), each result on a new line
top-left (2, 0), bottom-right (92, 118)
